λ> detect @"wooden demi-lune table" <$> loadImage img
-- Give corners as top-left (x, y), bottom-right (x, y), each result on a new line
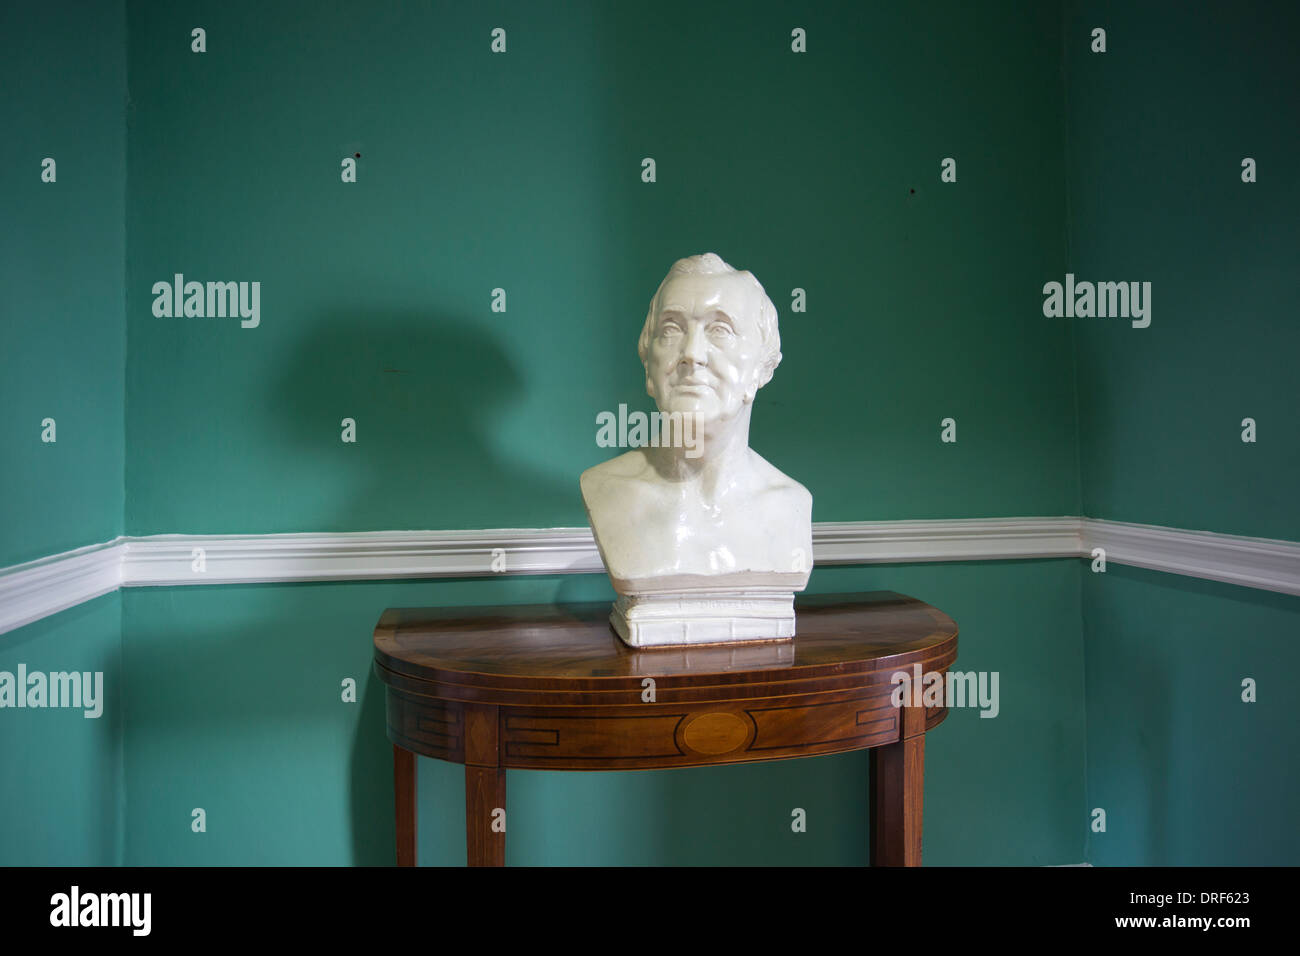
top-left (372, 591), bottom-right (957, 867)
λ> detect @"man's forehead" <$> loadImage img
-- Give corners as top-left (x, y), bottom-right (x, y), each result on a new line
top-left (658, 273), bottom-right (756, 318)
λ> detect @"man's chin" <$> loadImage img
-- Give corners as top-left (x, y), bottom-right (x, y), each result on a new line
top-left (658, 398), bottom-right (712, 417)
top-left (657, 400), bottom-right (740, 427)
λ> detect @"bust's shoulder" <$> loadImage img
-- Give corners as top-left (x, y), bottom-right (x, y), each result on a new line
top-left (747, 450), bottom-right (813, 508)
top-left (580, 450), bottom-right (654, 496)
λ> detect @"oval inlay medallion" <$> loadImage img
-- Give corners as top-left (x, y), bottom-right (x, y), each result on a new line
top-left (682, 712), bottom-right (750, 755)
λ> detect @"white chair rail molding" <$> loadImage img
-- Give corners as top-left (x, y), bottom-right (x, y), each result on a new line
top-left (2, 516), bottom-right (1298, 636)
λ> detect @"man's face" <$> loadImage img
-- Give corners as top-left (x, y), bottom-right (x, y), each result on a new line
top-left (645, 273), bottom-right (766, 425)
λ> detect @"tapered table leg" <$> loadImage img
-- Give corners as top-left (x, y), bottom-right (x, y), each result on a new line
top-left (870, 734), bottom-right (925, 866)
top-left (393, 744), bottom-right (417, 867)
top-left (465, 766), bottom-right (506, 866)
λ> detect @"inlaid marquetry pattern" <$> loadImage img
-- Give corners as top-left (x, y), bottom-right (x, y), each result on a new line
top-left (504, 712), bottom-right (685, 763)
top-left (387, 692), bottom-right (465, 762)
top-left (491, 685), bottom-right (913, 770)
top-left (679, 711), bottom-right (753, 755)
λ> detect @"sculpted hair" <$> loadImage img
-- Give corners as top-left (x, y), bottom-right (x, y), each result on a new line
top-left (638, 252), bottom-right (782, 390)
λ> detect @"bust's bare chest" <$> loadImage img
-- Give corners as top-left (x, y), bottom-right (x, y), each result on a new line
top-left (591, 482), bottom-right (799, 575)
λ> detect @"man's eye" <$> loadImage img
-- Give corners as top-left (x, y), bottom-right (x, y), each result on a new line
top-left (660, 324), bottom-right (681, 336)
top-left (708, 324), bottom-right (734, 337)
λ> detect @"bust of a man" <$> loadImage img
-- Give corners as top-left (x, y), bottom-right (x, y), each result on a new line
top-left (581, 253), bottom-right (813, 645)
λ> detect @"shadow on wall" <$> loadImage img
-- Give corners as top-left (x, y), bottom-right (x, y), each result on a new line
top-left (267, 310), bottom-right (616, 862)
top-left (349, 667), bottom-right (392, 864)
top-left (269, 310), bottom-right (578, 532)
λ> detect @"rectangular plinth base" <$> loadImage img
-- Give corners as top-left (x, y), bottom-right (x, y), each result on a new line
top-left (610, 590), bottom-right (796, 648)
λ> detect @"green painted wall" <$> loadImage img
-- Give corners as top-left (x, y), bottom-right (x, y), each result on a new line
top-left (1081, 568), bottom-right (1299, 865)
top-left (123, 0), bottom-right (1075, 535)
top-left (1064, 0), bottom-right (1300, 864)
top-left (1065, 0), bottom-right (1299, 540)
top-left (0, 592), bottom-right (123, 865)
top-left (0, 1), bottom-right (126, 866)
top-left (0, 0), bottom-right (125, 567)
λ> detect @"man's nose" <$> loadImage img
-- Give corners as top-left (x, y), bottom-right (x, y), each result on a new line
top-left (679, 323), bottom-right (709, 365)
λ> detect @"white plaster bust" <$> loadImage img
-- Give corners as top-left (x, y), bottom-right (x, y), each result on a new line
top-left (581, 253), bottom-right (813, 645)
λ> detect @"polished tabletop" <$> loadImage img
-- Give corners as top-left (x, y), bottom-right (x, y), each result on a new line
top-left (374, 591), bottom-right (958, 706)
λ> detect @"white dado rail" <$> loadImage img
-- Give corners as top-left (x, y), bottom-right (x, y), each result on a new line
top-left (1, 516), bottom-right (1298, 635)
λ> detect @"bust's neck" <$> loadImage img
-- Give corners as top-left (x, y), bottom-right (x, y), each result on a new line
top-left (647, 404), bottom-right (753, 499)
